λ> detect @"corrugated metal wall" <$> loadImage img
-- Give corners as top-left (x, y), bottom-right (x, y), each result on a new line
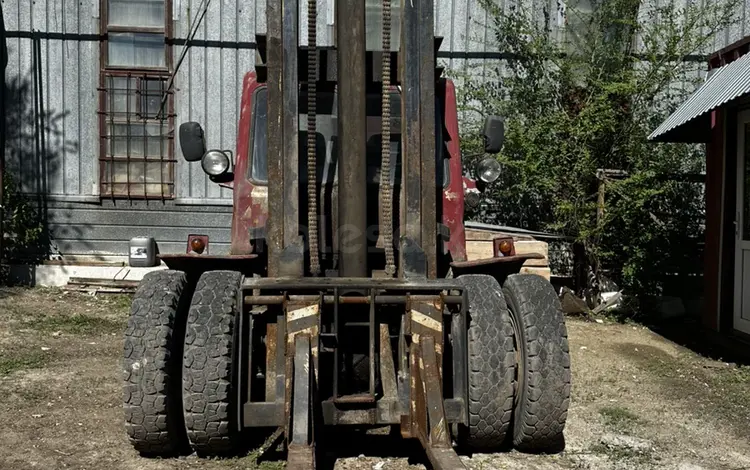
top-left (2, 0), bottom-right (750, 258)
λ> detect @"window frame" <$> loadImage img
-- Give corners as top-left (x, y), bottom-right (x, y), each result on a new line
top-left (248, 85), bottom-right (269, 185)
top-left (98, 0), bottom-right (175, 200)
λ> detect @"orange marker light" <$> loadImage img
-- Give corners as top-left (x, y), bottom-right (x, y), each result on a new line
top-left (498, 240), bottom-right (512, 256)
top-left (191, 238), bottom-right (206, 254)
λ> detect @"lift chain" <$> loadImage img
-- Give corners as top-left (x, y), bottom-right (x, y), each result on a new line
top-left (307, 0), bottom-right (321, 276)
top-left (381, 0), bottom-right (396, 276)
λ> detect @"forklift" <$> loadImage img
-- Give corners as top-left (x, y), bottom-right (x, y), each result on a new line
top-left (122, 0), bottom-right (571, 467)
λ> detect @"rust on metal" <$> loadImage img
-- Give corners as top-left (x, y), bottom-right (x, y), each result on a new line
top-left (265, 323), bottom-right (278, 402)
top-left (420, 336), bottom-right (450, 447)
top-left (449, 253), bottom-right (544, 270)
top-left (410, 300), bottom-right (444, 358)
top-left (288, 334), bottom-right (315, 470)
top-left (418, 0), bottom-right (437, 279)
top-left (379, 324), bottom-right (399, 399)
top-left (265, 0), bottom-right (284, 277)
top-left (333, 393), bottom-right (377, 404)
top-left (245, 294), bottom-right (463, 306)
top-left (411, 335), bottom-right (468, 470)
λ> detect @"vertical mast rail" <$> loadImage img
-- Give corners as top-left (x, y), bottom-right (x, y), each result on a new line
top-left (418, 0), bottom-right (437, 279)
top-left (337, 0), bottom-right (368, 278)
top-left (266, 0), bottom-right (285, 277)
top-left (400, 0), bottom-right (422, 259)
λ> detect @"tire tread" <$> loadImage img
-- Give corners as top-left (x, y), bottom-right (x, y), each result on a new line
top-left (504, 274), bottom-right (570, 452)
top-left (457, 274), bottom-right (516, 451)
top-left (123, 270), bottom-right (189, 456)
top-left (182, 270), bottom-right (243, 455)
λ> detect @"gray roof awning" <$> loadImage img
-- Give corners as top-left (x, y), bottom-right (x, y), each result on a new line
top-left (649, 52), bottom-right (750, 143)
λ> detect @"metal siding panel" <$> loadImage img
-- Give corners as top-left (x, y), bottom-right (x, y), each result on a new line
top-left (204, 0), bottom-right (223, 200)
top-left (451, 0), bottom-right (468, 70)
top-left (63, 0), bottom-right (81, 195)
top-left (188, 0), bottom-right (208, 199)
top-left (50, 224), bottom-right (231, 242)
top-left (435, 0), bottom-right (452, 57)
top-left (4, 0), bottom-right (21, 181)
top-left (174, 0), bottom-right (190, 198)
top-left (53, 239), bottom-right (231, 255)
top-left (17, 2), bottom-right (33, 193)
top-left (729, 1), bottom-right (743, 45)
top-left (650, 53), bottom-right (750, 140)
top-left (47, 205), bottom-right (233, 227)
top-left (47, 0), bottom-right (66, 196)
top-left (256, 0), bottom-right (266, 35)
top-left (237, 0), bottom-right (254, 106)
top-left (78, 0), bottom-right (98, 196)
top-left (221, 0), bottom-right (239, 201)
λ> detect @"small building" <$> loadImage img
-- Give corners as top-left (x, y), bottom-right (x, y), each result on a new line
top-left (650, 36), bottom-right (750, 338)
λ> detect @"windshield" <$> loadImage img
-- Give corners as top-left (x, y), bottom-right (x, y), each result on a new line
top-left (248, 87), bottom-right (448, 186)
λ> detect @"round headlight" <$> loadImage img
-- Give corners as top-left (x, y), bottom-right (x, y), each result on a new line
top-left (464, 188), bottom-right (481, 209)
top-left (476, 157), bottom-right (501, 184)
top-left (201, 150), bottom-right (230, 176)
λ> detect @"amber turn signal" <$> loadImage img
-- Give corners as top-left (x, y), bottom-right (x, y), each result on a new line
top-left (498, 240), bottom-right (512, 256)
top-left (190, 237), bottom-right (206, 254)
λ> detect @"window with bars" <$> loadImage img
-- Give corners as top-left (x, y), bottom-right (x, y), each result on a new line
top-left (99, 0), bottom-right (174, 199)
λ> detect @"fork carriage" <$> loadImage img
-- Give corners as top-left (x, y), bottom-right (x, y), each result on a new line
top-left (240, 278), bottom-right (469, 468)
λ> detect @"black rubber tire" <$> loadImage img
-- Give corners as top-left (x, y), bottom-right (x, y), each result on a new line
top-left (503, 274), bottom-right (571, 453)
top-left (123, 270), bottom-right (190, 456)
top-left (182, 270), bottom-right (243, 455)
top-left (456, 274), bottom-right (516, 451)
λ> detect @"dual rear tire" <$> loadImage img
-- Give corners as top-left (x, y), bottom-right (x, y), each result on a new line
top-left (457, 273), bottom-right (570, 453)
top-left (124, 270), bottom-right (243, 456)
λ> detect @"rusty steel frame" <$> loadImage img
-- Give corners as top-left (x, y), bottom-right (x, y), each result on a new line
top-left (399, 0), bottom-right (437, 278)
top-left (266, 0), bottom-right (304, 278)
top-left (240, 275), bottom-right (469, 469)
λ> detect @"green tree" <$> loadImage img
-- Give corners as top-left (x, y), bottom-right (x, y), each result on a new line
top-left (459, 0), bottom-right (738, 311)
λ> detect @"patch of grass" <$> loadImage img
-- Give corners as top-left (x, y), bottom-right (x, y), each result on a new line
top-left (106, 294), bottom-right (134, 312)
top-left (589, 442), bottom-right (653, 465)
top-left (599, 405), bottom-right (641, 431)
top-left (214, 453), bottom-right (285, 470)
top-left (0, 350), bottom-right (48, 376)
top-left (27, 314), bottom-right (124, 335)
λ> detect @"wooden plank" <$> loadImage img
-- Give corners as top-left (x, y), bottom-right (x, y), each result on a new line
top-left (465, 239), bottom-right (549, 267)
top-left (519, 267), bottom-right (552, 280)
top-left (464, 228), bottom-right (534, 241)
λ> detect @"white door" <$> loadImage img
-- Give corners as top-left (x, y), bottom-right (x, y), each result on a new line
top-left (734, 110), bottom-right (750, 335)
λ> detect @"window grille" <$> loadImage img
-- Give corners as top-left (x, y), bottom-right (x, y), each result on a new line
top-left (99, 0), bottom-right (174, 200)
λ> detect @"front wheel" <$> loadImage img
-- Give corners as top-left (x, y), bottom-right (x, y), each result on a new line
top-left (503, 274), bottom-right (571, 453)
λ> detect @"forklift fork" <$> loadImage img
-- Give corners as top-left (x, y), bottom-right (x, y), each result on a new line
top-left (278, 295), bottom-right (467, 470)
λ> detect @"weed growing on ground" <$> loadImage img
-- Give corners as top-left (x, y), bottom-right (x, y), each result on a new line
top-left (27, 314), bottom-right (125, 335)
top-left (599, 406), bottom-right (642, 432)
top-left (0, 350), bottom-right (47, 376)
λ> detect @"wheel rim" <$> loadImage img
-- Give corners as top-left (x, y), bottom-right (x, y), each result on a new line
top-left (508, 306), bottom-right (523, 408)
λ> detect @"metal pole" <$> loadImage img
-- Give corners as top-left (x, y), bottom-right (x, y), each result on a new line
top-left (337, 0), bottom-right (368, 278)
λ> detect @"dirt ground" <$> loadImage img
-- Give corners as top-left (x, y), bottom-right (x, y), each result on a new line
top-left (1, 288), bottom-right (750, 470)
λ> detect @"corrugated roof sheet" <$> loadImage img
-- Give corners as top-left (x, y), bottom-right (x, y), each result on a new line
top-left (649, 52), bottom-right (750, 142)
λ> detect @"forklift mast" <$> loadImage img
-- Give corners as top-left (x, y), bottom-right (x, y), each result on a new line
top-left (263, 0), bottom-right (437, 280)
